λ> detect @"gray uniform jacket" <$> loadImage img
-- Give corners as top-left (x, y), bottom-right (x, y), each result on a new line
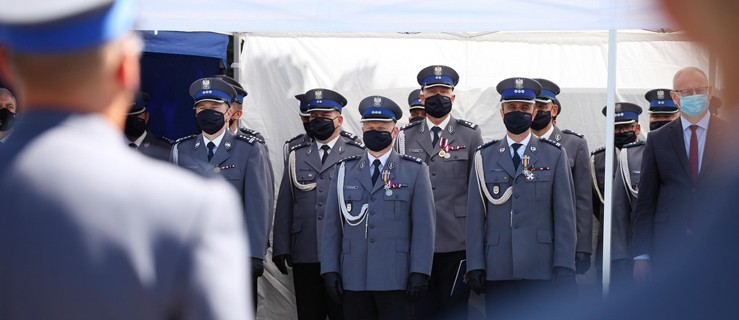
top-left (395, 117), bottom-right (483, 253)
top-left (612, 141), bottom-right (644, 261)
top-left (466, 137), bottom-right (576, 280)
top-left (551, 126), bottom-right (593, 254)
top-left (320, 151), bottom-right (436, 291)
top-left (172, 130), bottom-right (271, 259)
top-left (136, 130), bottom-right (172, 161)
top-left (0, 112), bottom-right (250, 320)
top-left (273, 135), bottom-right (365, 263)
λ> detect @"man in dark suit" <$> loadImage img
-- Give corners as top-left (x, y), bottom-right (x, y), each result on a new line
top-left (632, 67), bottom-right (729, 284)
top-left (124, 92), bottom-right (172, 161)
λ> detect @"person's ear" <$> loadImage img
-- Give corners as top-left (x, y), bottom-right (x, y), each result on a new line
top-left (451, 93), bottom-right (456, 104)
top-left (337, 114), bottom-right (344, 127)
top-left (670, 90), bottom-right (680, 106)
top-left (635, 123), bottom-right (641, 136)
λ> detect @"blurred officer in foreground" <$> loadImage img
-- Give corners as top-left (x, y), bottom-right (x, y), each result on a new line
top-left (466, 77), bottom-right (576, 318)
top-left (407, 88), bottom-right (426, 123)
top-left (396, 65), bottom-right (482, 320)
top-left (321, 95), bottom-right (435, 320)
top-left (0, 87), bottom-right (17, 142)
top-left (171, 76), bottom-right (270, 313)
top-left (531, 78), bottom-right (593, 277)
top-left (124, 91), bottom-right (172, 161)
top-left (273, 88), bottom-right (364, 320)
top-left (0, 0), bottom-right (251, 319)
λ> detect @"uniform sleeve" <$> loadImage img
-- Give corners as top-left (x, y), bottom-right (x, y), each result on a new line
top-left (182, 180), bottom-right (251, 320)
top-left (632, 135), bottom-right (659, 258)
top-left (466, 150), bottom-right (487, 272)
top-left (244, 145), bottom-right (271, 259)
top-left (611, 151), bottom-right (632, 261)
top-left (574, 139), bottom-right (594, 254)
top-left (552, 148), bottom-right (577, 270)
top-left (410, 162), bottom-right (435, 276)
top-left (272, 156), bottom-right (294, 257)
top-left (320, 165), bottom-right (342, 275)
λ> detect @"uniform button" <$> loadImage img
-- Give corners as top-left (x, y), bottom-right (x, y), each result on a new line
top-left (318, 202), bottom-right (323, 207)
top-left (371, 197), bottom-right (375, 201)
top-left (318, 216), bottom-right (323, 220)
top-left (431, 158), bottom-right (435, 162)
top-left (370, 224), bottom-right (375, 229)
top-left (370, 238), bottom-right (375, 243)
top-left (432, 186), bottom-right (437, 190)
top-left (370, 211), bottom-right (375, 216)
top-left (513, 209), bottom-right (519, 214)
top-left (432, 172), bottom-right (437, 176)
top-left (514, 194), bottom-right (519, 199)
top-left (513, 225), bottom-right (520, 229)
top-left (318, 189), bottom-right (323, 193)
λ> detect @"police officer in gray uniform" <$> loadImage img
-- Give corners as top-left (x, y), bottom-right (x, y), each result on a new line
top-left (171, 77), bottom-right (271, 312)
top-left (273, 88), bottom-right (365, 320)
top-left (0, 1), bottom-right (251, 318)
top-left (124, 92), bottom-right (172, 161)
top-left (466, 77), bottom-right (576, 318)
top-left (530, 79), bottom-right (594, 276)
top-left (395, 65), bottom-right (482, 319)
top-left (611, 89), bottom-right (680, 289)
top-left (321, 95), bottom-right (435, 320)
top-left (590, 102), bottom-right (643, 280)
top-left (407, 88), bottom-right (426, 123)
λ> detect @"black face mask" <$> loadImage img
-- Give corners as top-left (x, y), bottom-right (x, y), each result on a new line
top-left (614, 131), bottom-right (637, 149)
top-left (0, 108), bottom-right (16, 132)
top-left (363, 130), bottom-right (393, 152)
top-left (124, 116), bottom-right (146, 138)
top-left (424, 94), bottom-right (452, 118)
top-left (196, 109), bottom-right (226, 135)
top-left (309, 117), bottom-right (337, 141)
top-left (409, 116), bottom-right (425, 123)
top-left (530, 110), bottom-right (552, 131)
top-left (503, 111), bottom-right (533, 135)
top-left (649, 121), bottom-right (670, 131)
top-left (302, 121), bottom-right (313, 137)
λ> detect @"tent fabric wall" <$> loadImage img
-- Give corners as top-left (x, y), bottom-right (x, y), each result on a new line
top-left (236, 31), bottom-right (707, 318)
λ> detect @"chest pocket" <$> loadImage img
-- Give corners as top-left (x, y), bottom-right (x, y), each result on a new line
top-left (343, 189), bottom-right (364, 215)
top-left (526, 171), bottom-right (552, 200)
top-left (297, 170), bottom-right (316, 183)
top-left (384, 188), bottom-right (410, 220)
top-left (442, 150), bottom-right (470, 178)
top-left (219, 166), bottom-right (243, 180)
top-left (630, 171), bottom-right (641, 191)
top-left (485, 170), bottom-right (511, 198)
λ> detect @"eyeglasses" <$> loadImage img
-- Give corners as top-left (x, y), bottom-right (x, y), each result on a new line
top-left (675, 86), bottom-right (709, 97)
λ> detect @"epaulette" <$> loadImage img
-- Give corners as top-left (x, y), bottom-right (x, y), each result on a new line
top-left (562, 129), bottom-right (584, 138)
top-left (340, 131), bottom-right (359, 141)
top-left (338, 154), bottom-right (362, 163)
top-left (158, 136), bottom-right (174, 145)
top-left (591, 146), bottom-right (605, 155)
top-left (456, 119), bottom-right (479, 129)
top-left (346, 139), bottom-right (365, 149)
top-left (540, 138), bottom-right (562, 149)
top-left (234, 133), bottom-right (263, 145)
top-left (240, 128), bottom-right (265, 141)
top-left (477, 139), bottom-right (500, 150)
top-left (285, 133), bottom-right (308, 144)
top-left (289, 140), bottom-right (312, 152)
top-left (174, 134), bottom-right (197, 145)
top-left (400, 120), bottom-right (422, 131)
top-left (399, 154), bottom-right (423, 163)
top-left (623, 140), bottom-right (645, 149)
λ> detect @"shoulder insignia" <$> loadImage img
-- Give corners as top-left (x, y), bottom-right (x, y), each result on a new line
top-left (346, 139), bottom-right (366, 149)
top-left (400, 120), bottom-right (422, 131)
top-left (399, 154), bottom-right (423, 163)
top-left (456, 119), bottom-right (479, 129)
top-left (477, 139), bottom-right (501, 150)
top-left (289, 140), bottom-right (311, 152)
top-left (285, 133), bottom-right (308, 144)
top-left (157, 136), bottom-right (174, 145)
top-left (623, 140), bottom-right (645, 148)
top-left (340, 131), bottom-right (359, 141)
top-left (540, 138), bottom-right (562, 149)
top-left (174, 134), bottom-right (197, 144)
top-left (338, 154), bottom-right (362, 163)
top-left (234, 133), bottom-right (262, 145)
top-left (591, 146), bottom-right (605, 155)
top-left (562, 129), bottom-right (584, 138)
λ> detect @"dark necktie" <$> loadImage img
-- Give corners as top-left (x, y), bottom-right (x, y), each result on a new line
top-left (371, 159), bottom-right (381, 186)
top-left (431, 126), bottom-right (442, 148)
top-left (207, 142), bottom-right (216, 161)
top-left (321, 145), bottom-right (331, 164)
top-left (512, 143), bottom-right (523, 171)
top-left (688, 125), bottom-right (699, 181)
top-left (128, 143), bottom-right (137, 149)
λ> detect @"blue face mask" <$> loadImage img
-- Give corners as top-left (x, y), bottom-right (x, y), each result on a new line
top-left (679, 94), bottom-right (709, 117)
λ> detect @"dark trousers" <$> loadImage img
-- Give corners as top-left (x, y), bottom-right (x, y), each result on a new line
top-left (252, 274), bottom-right (258, 315)
top-left (293, 263), bottom-right (344, 320)
top-left (485, 280), bottom-right (571, 319)
top-left (414, 251), bottom-right (469, 320)
top-left (343, 290), bottom-right (411, 320)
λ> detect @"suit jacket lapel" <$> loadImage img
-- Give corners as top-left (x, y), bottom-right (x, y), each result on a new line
top-left (417, 121), bottom-right (435, 159)
top-left (698, 116), bottom-right (720, 183)
top-left (194, 134), bottom-right (211, 171)
top-left (321, 138), bottom-right (346, 173)
top-left (305, 143), bottom-right (323, 172)
top-left (371, 151), bottom-right (399, 195)
top-left (523, 137), bottom-right (540, 172)
top-left (209, 131), bottom-right (232, 166)
top-left (355, 153), bottom-right (374, 193)
top-left (496, 139), bottom-right (517, 178)
top-left (669, 120), bottom-right (692, 179)
top-left (439, 116), bottom-right (458, 149)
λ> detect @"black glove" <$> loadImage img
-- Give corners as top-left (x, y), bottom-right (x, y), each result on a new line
top-left (406, 273), bottom-right (429, 299)
top-left (552, 266), bottom-right (575, 286)
top-left (323, 272), bottom-right (343, 304)
top-left (575, 252), bottom-right (592, 274)
top-left (251, 258), bottom-right (264, 278)
top-left (466, 269), bottom-right (486, 295)
top-left (272, 254), bottom-right (292, 275)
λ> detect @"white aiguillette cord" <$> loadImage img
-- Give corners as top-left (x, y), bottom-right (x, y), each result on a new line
top-left (474, 150), bottom-right (513, 211)
top-left (337, 162), bottom-right (370, 237)
top-left (289, 150), bottom-right (316, 191)
top-left (619, 148), bottom-right (639, 203)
